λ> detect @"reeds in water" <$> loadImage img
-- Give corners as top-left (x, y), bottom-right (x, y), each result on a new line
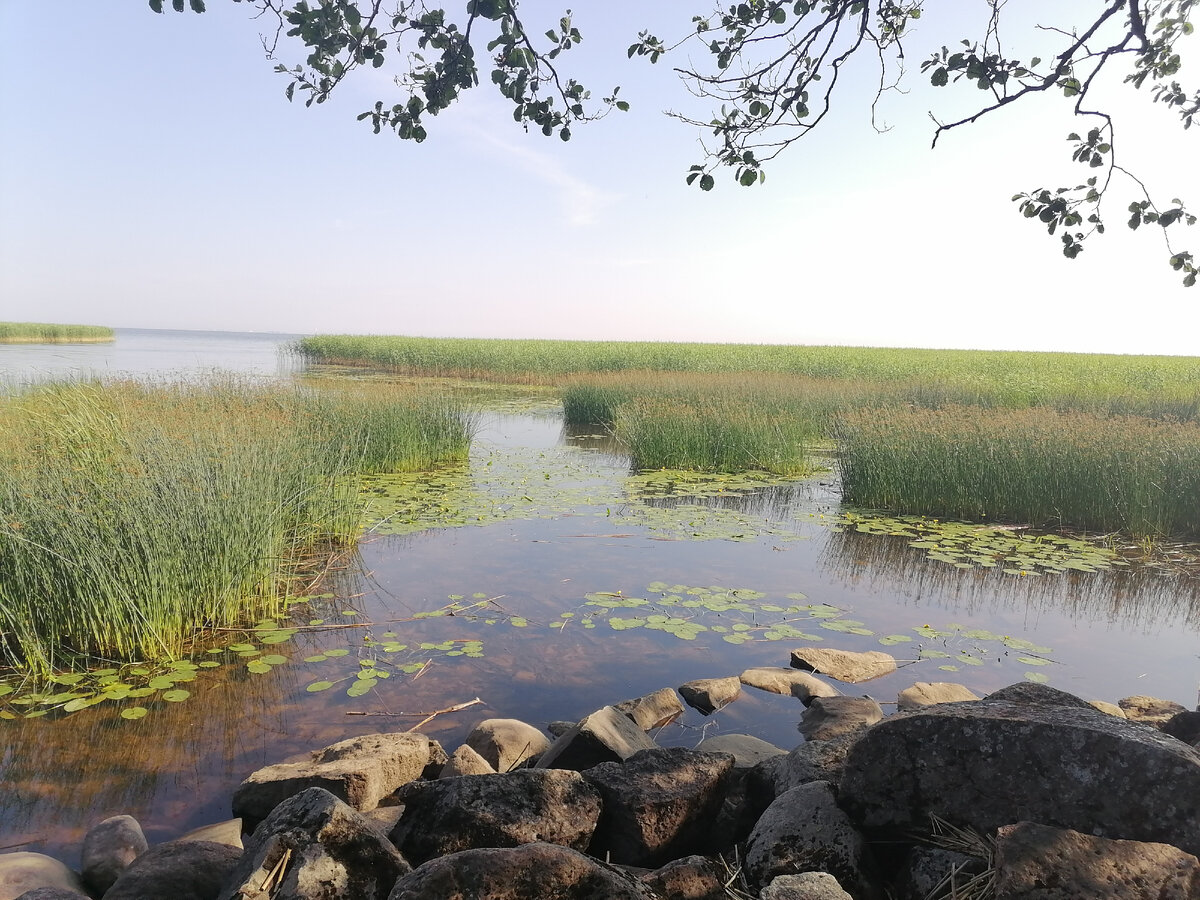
top-left (836, 405), bottom-right (1200, 538)
top-left (0, 379), bottom-right (472, 676)
top-left (0, 322), bottom-right (115, 343)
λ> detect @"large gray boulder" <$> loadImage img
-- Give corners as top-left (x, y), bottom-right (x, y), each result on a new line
top-left (232, 732), bottom-right (445, 825)
top-left (386, 843), bottom-right (655, 900)
top-left (463, 718), bottom-right (550, 772)
top-left (743, 781), bottom-right (871, 894)
top-left (760, 872), bottom-right (854, 900)
top-left (219, 787), bottom-right (410, 900)
top-left (839, 682), bottom-right (1200, 857)
top-left (993, 821), bottom-right (1200, 899)
top-left (80, 814), bottom-right (148, 895)
top-left (0, 854), bottom-right (86, 900)
top-left (535, 706), bottom-right (658, 771)
top-left (638, 855), bottom-right (726, 900)
top-left (583, 748), bottom-right (735, 866)
top-left (105, 841), bottom-right (241, 900)
top-left (790, 648), bottom-right (897, 684)
top-left (388, 769), bottom-right (602, 865)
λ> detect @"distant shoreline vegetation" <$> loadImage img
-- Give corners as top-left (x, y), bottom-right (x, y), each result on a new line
top-left (295, 334), bottom-right (1200, 540)
top-left (0, 322), bottom-right (115, 344)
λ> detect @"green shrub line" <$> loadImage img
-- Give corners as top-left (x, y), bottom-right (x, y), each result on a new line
top-left (0, 379), bottom-right (473, 677)
top-left (0, 322), bottom-right (115, 343)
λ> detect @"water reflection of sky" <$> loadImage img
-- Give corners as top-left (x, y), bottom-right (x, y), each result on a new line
top-left (3, 351), bottom-right (1199, 861)
top-left (0, 328), bottom-right (302, 383)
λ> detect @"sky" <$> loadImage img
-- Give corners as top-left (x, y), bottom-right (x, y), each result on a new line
top-left (1, 1), bottom-right (1198, 354)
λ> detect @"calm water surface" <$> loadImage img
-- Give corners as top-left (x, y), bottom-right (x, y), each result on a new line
top-left (2, 331), bottom-right (1198, 859)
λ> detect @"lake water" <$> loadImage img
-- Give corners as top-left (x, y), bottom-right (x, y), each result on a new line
top-left (2, 329), bottom-right (1199, 858)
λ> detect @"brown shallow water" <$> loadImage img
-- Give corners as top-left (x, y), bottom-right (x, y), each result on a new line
top-left (3, 408), bottom-right (1199, 861)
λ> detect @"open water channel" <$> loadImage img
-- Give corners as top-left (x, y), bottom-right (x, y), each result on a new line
top-left (2, 330), bottom-right (1198, 858)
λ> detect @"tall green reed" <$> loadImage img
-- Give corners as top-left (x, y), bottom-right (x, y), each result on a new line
top-left (0, 379), bottom-right (472, 676)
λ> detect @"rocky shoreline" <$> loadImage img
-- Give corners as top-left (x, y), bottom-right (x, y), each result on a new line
top-left (4, 646), bottom-right (1200, 900)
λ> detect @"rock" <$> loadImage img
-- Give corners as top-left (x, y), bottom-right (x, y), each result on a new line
top-left (678, 677), bottom-right (741, 715)
top-left (177, 819), bottom-right (244, 848)
top-left (993, 821), bottom-right (1200, 899)
top-left (896, 681), bottom-right (980, 710)
top-left (892, 846), bottom-right (986, 900)
top-left (614, 688), bottom-right (685, 730)
top-left (80, 814), bottom-right (148, 895)
top-left (798, 696), bottom-right (883, 741)
top-left (744, 781), bottom-right (870, 894)
top-left (12, 890), bottom-right (90, 900)
top-left (790, 648), bottom-right (897, 684)
top-left (583, 748), bottom-right (735, 866)
top-left (105, 841), bottom-right (240, 900)
top-left (363, 806), bottom-right (406, 834)
top-left (1118, 694), bottom-right (1188, 727)
top-left (232, 732), bottom-right (444, 825)
top-left (464, 718), bottom-right (549, 772)
top-left (1089, 700), bottom-right (1127, 718)
top-left (1164, 710), bottom-right (1200, 746)
top-left (760, 872), bottom-right (854, 900)
top-left (839, 682), bottom-right (1200, 856)
top-left (535, 706), bottom-right (658, 771)
top-left (639, 855), bottom-right (726, 900)
top-left (388, 769), bottom-right (602, 865)
top-left (547, 721), bottom-right (576, 737)
top-left (739, 668), bottom-right (839, 704)
top-left (696, 734), bottom-right (786, 768)
top-left (753, 730), bottom-right (862, 797)
top-left (219, 787), bottom-right (409, 900)
top-left (386, 842), bottom-right (655, 900)
top-left (0, 854), bottom-right (85, 900)
top-left (441, 743), bottom-right (496, 778)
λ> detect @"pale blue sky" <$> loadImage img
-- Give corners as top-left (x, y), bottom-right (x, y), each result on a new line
top-left (1, 2), bottom-right (1197, 353)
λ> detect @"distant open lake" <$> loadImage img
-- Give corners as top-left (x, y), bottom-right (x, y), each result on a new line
top-left (2, 328), bottom-right (1198, 859)
top-left (0, 328), bottom-right (303, 382)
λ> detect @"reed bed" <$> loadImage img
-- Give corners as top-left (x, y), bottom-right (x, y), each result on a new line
top-left (0, 379), bottom-right (472, 676)
top-left (614, 397), bottom-right (820, 475)
top-left (296, 335), bottom-right (1200, 421)
top-left (836, 405), bottom-right (1200, 538)
top-left (0, 322), bottom-right (115, 343)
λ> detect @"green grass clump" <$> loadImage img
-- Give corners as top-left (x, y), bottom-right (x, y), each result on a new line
top-left (615, 397), bottom-right (819, 475)
top-left (836, 405), bottom-right (1200, 538)
top-left (0, 379), bottom-right (472, 677)
top-left (0, 322), bottom-right (115, 343)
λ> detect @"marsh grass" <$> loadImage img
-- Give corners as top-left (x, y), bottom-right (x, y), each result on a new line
top-left (615, 397), bottom-right (819, 474)
top-left (836, 405), bottom-right (1200, 538)
top-left (0, 379), bottom-right (472, 676)
top-left (0, 322), bottom-right (115, 343)
top-left (297, 335), bottom-right (1200, 421)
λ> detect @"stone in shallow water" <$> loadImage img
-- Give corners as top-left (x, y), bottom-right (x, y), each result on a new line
top-left (464, 718), bottom-right (550, 772)
top-left (1118, 694), bottom-right (1188, 727)
top-left (678, 677), bottom-right (741, 715)
top-left (535, 706), bottom-right (658, 771)
top-left (614, 687), bottom-right (685, 730)
top-left (0, 853), bottom-right (86, 900)
top-left (740, 667), bottom-right (839, 704)
top-left (106, 841), bottom-right (241, 900)
top-left (80, 814), bottom-right (148, 896)
top-left (896, 681), bottom-right (979, 711)
top-left (696, 734), bottom-right (786, 768)
top-left (790, 648), bottom-right (897, 684)
top-left (798, 696), bottom-right (883, 741)
top-left (440, 743), bottom-right (496, 777)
